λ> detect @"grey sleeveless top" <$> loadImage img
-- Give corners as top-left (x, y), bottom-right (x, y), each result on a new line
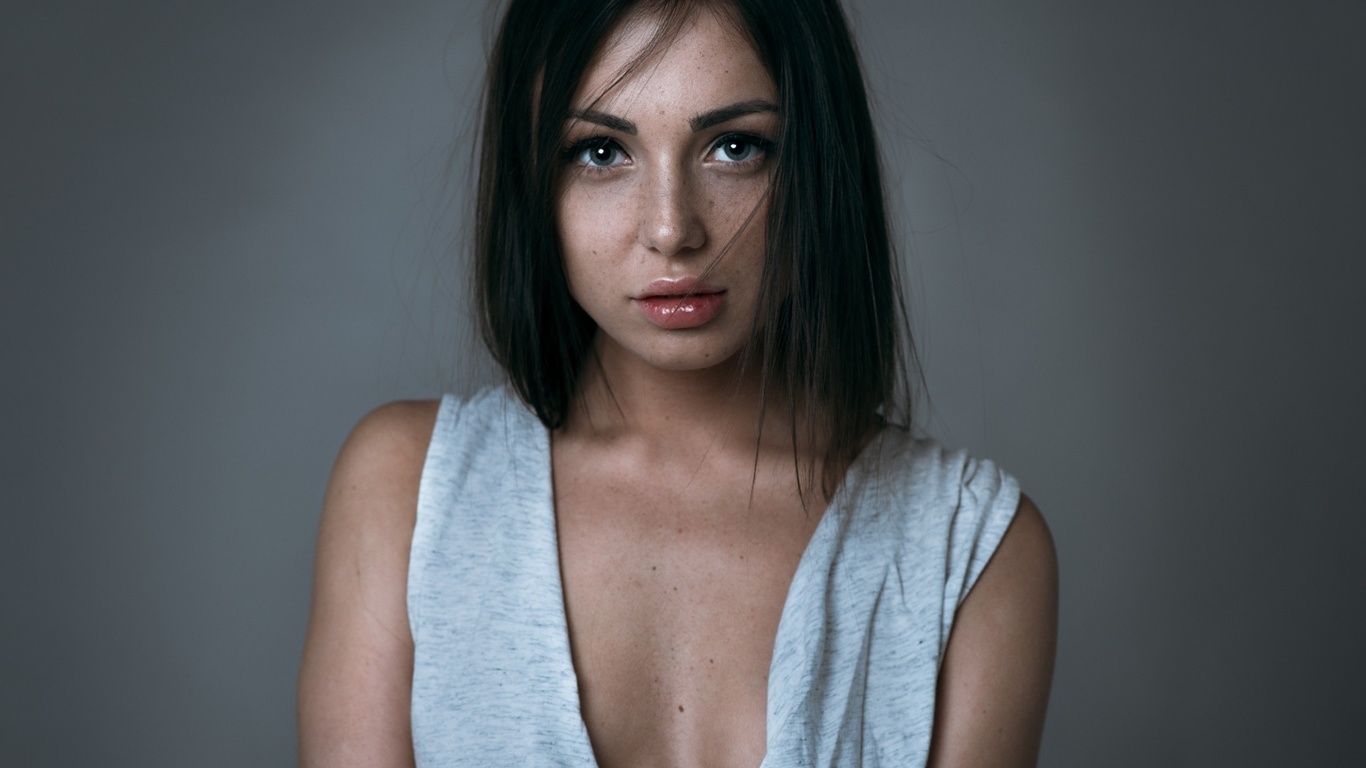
top-left (408, 387), bottom-right (1019, 767)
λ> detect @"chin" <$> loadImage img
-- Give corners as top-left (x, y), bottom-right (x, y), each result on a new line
top-left (602, 331), bottom-right (748, 374)
top-left (642, 344), bottom-right (743, 372)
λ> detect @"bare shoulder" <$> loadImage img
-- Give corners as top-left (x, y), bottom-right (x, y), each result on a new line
top-left (313, 399), bottom-right (441, 583)
top-left (928, 494), bottom-right (1059, 768)
top-left (336, 396), bottom-right (436, 487)
top-left (297, 399), bottom-right (440, 768)
top-left (329, 399), bottom-right (442, 503)
top-left (983, 495), bottom-right (1058, 606)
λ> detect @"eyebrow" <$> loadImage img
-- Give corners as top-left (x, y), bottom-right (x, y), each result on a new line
top-left (689, 99), bottom-right (779, 132)
top-left (567, 99), bottom-right (780, 135)
top-left (568, 109), bottom-right (638, 135)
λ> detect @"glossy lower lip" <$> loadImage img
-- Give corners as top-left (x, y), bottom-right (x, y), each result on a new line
top-left (634, 292), bottom-right (726, 329)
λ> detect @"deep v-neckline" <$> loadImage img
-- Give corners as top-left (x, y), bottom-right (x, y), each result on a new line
top-left (535, 423), bottom-right (877, 768)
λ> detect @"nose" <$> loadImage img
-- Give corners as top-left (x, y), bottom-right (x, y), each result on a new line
top-left (637, 166), bottom-right (706, 257)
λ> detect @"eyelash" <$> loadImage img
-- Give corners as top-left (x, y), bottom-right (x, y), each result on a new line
top-left (560, 133), bottom-right (775, 175)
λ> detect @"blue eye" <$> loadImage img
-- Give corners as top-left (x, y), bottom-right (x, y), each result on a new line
top-left (710, 134), bottom-right (769, 164)
top-left (571, 139), bottom-right (626, 168)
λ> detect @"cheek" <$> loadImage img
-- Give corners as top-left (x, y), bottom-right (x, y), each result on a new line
top-left (712, 181), bottom-right (769, 274)
top-left (555, 195), bottom-right (597, 288)
top-left (557, 183), bottom-right (634, 251)
top-left (556, 197), bottom-right (623, 308)
top-left (706, 173), bottom-right (768, 232)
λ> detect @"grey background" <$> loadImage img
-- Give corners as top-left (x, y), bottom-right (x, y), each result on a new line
top-left (3, 0), bottom-right (1363, 765)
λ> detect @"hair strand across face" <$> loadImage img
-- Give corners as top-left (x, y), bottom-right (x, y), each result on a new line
top-left (475, 0), bottom-right (919, 501)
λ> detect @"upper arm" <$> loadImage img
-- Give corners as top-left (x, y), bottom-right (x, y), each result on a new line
top-left (927, 494), bottom-right (1059, 768)
top-left (297, 399), bottom-right (440, 768)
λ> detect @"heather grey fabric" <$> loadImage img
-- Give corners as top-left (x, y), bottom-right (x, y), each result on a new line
top-left (408, 386), bottom-right (1019, 766)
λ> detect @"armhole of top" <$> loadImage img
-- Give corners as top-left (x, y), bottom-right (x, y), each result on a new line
top-left (937, 454), bottom-right (1022, 661)
top-left (406, 393), bottom-right (461, 639)
top-left (959, 467), bottom-right (1021, 604)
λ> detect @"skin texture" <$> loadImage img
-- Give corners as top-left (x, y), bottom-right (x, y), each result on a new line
top-left (297, 400), bottom-right (433, 767)
top-left (555, 9), bottom-right (774, 375)
top-left (927, 496), bottom-right (1058, 768)
top-left (550, 10), bottom-right (813, 767)
top-left (297, 6), bottom-right (1057, 767)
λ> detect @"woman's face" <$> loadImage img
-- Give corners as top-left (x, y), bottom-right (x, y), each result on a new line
top-left (555, 7), bottom-right (778, 373)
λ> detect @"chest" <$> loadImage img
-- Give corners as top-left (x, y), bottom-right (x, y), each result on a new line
top-left (552, 446), bottom-right (823, 768)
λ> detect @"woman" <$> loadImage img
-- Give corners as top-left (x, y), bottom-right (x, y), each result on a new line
top-left (298, 0), bottom-right (1057, 765)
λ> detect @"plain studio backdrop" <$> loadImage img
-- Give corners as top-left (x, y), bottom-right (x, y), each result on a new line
top-left (3, 0), bottom-right (1363, 764)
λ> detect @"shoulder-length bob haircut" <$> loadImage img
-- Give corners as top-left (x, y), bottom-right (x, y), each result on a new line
top-left (476, 0), bottom-right (914, 495)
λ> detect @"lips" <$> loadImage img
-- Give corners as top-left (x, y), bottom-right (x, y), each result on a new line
top-left (636, 276), bottom-right (722, 299)
top-left (633, 277), bottom-right (726, 329)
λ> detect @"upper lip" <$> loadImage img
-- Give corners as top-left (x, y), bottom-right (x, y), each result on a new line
top-left (636, 276), bottom-right (725, 299)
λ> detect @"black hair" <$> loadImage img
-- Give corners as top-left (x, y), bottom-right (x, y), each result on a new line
top-left (475, 0), bottom-right (915, 498)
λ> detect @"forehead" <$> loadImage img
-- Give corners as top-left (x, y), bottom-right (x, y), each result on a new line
top-left (571, 6), bottom-right (775, 112)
